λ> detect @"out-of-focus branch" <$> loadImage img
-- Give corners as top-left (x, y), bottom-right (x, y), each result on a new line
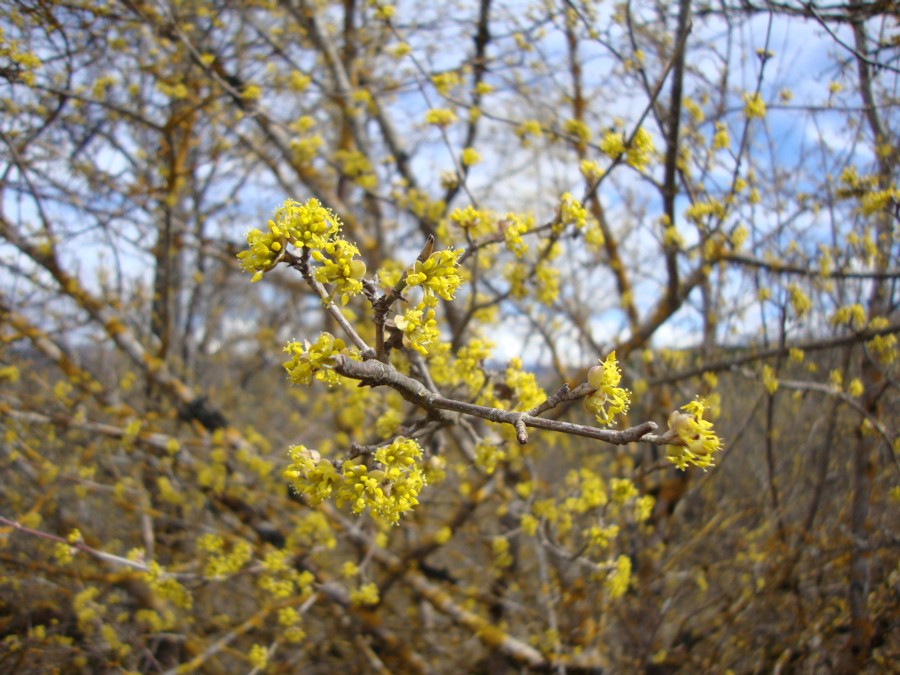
top-left (722, 252), bottom-right (900, 279)
top-left (647, 321), bottom-right (900, 385)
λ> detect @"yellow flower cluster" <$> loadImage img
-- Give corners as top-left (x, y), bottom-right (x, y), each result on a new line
top-left (859, 187), bottom-right (899, 215)
top-left (712, 121), bottom-right (730, 150)
top-left (284, 438), bottom-right (427, 525)
top-left (424, 108), bottom-right (458, 127)
top-left (53, 541), bottom-right (75, 565)
top-left (375, 406), bottom-right (402, 437)
top-left (503, 262), bottom-right (528, 299)
top-left (584, 523), bottom-right (618, 550)
top-left (395, 301), bottom-right (440, 354)
top-left (665, 398), bottom-right (723, 470)
top-left (289, 70), bottom-right (311, 92)
top-left (683, 96), bottom-right (705, 124)
top-left (599, 130), bottom-right (626, 160)
top-left (461, 147), bottom-right (481, 166)
top-left (742, 92), bottom-right (767, 119)
top-left (454, 337), bottom-right (494, 395)
top-left (788, 283), bottom-right (811, 318)
top-left (580, 159), bottom-right (603, 181)
top-left (258, 550), bottom-right (316, 599)
top-left (516, 119), bottom-right (543, 145)
top-left (565, 467), bottom-right (608, 514)
top-left (238, 198), bottom-right (361, 286)
top-left (196, 534), bottom-right (253, 579)
top-left (406, 249), bottom-right (464, 301)
top-left (502, 213), bottom-right (531, 258)
top-left (559, 193), bottom-right (587, 231)
top-left (288, 511), bottom-right (337, 550)
top-left (311, 239), bottom-right (367, 304)
top-left (684, 197), bottom-right (727, 223)
top-left (350, 582), bottom-right (380, 606)
top-left (0, 27), bottom-right (42, 86)
top-left (535, 263), bottom-right (560, 304)
top-left (284, 332), bottom-right (357, 387)
top-left (450, 205), bottom-right (494, 237)
top-left (144, 561), bottom-right (192, 609)
top-left (473, 440), bottom-right (506, 475)
top-left (563, 118), bottom-right (592, 144)
top-left (730, 224), bottom-right (749, 250)
top-left (504, 357), bottom-right (546, 410)
top-left (492, 536), bottom-right (513, 570)
top-left (610, 478), bottom-right (638, 504)
top-left (626, 128), bottom-right (655, 171)
top-left (290, 135), bottom-right (323, 166)
top-left (334, 149), bottom-right (377, 189)
top-left (247, 644), bottom-right (268, 670)
top-left (284, 446), bottom-right (341, 505)
top-left (431, 71), bottom-right (462, 95)
top-left (599, 128), bottom-right (654, 171)
top-left (838, 167), bottom-right (900, 215)
top-left (605, 554), bottom-right (632, 598)
top-left (831, 303), bottom-right (866, 330)
top-left (867, 316), bottom-right (897, 364)
top-left (584, 352), bottom-right (631, 426)
top-left (762, 364), bottom-right (778, 394)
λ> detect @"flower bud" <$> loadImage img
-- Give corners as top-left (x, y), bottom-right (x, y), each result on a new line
top-left (587, 364), bottom-right (605, 389)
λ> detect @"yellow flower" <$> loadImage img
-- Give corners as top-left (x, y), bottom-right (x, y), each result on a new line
top-left (625, 127), bottom-right (654, 171)
top-left (311, 238), bottom-right (367, 304)
top-left (712, 121), bottom-right (730, 150)
top-left (665, 398), bottom-right (722, 470)
top-left (502, 213), bottom-right (530, 258)
top-left (395, 302), bottom-right (440, 354)
top-left (516, 119), bottom-right (543, 144)
top-left (559, 193), bottom-right (587, 230)
top-left (283, 332), bottom-right (356, 387)
top-left (405, 249), bottom-right (464, 300)
top-left (599, 130), bottom-right (626, 160)
top-left (424, 108), bottom-right (458, 127)
top-left (350, 582), bottom-right (380, 606)
top-left (433, 526), bottom-right (452, 544)
top-left (431, 71), bottom-right (461, 95)
top-left (460, 147), bottom-right (481, 166)
top-left (580, 159), bottom-right (603, 181)
top-left (289, 70), bottom-right (311, 92)
top-left (761, 364), bottom-right (778, 394)
top-left (788, 283), bottom-right (811, 318)
top-left (248, 644), bottom-right (268, 669)
top-left (0, 364), bottom-right (20, 383)
top-left (742, 92), bottom-right (766, 119)
top-left (562, 118), bottom-right (591, 144)
top-left (610, 478), bottom-right (637, 504)
top-left (584, 352), bottom-right (631, 426)
top-left (584, 524), bottom-right (618, 550)
top-left (605, 555), bottom-right (631, 598)
top-left (474, 441), bottom-right (506, 475)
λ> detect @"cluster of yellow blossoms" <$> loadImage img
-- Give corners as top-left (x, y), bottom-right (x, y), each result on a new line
top-left (584, 352), bottom-right (631, 426)
top-left (666, 398), bottom-right (722, 470)
top-left (285, 438), bottom-right (426, 525)
top-left (583, 354), bottom-right (722, 469)
top-left (599, 127), bottom-right (655, 171)
top-left (405, 248), bottom-right (464, 301)
top-left (237, 199), bottom-right (366, 304)
top-left (283, 332), bottom-right (358, 388)
top-left (394, 301), bottom-right (440, 354)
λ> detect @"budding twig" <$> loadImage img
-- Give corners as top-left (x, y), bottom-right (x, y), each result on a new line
top-left (333, 356), bottom-right (666, 447)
